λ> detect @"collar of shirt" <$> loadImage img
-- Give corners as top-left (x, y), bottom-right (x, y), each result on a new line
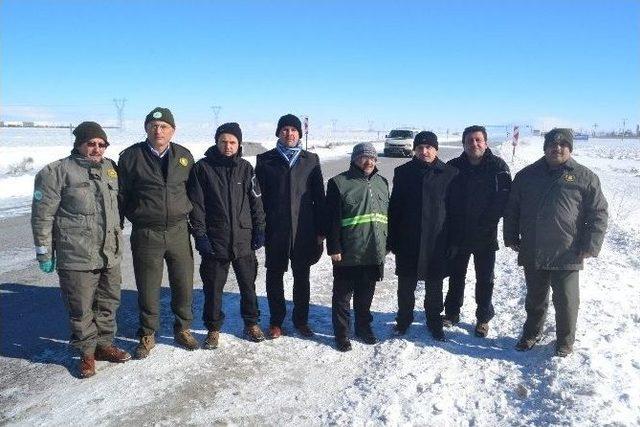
top-left (146, 141), bottom-right (170, 158)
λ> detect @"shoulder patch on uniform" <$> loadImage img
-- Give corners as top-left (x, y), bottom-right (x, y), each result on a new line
top-left (107, 168), bottom-right (118, 178)
top-left (564, 174), bottom-right (576, 182)
top-left (179, 157), bottom-right (189, 167)
top-left (33, 190), bottom-right (43, 201)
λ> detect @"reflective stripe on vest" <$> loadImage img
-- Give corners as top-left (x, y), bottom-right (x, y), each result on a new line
top-left (341, 212), bottom-right (388, 227)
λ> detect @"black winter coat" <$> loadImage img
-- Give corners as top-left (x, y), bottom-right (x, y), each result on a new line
top-left (387, 157), bottom-right (458, 280)
top-left (447, 149), bottom-right (511, 252)
top-left (187, 147), bottom-right (265, 260)
top-left (255, 148), bottom-right (327, 271)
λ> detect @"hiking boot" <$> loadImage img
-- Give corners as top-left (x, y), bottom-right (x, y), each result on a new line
top-left (202, 331), bottom-right (220, 350)
top-left (244, 324), bottom-right (266, 343)
top-left (555, 344), bottom-right (573, 357)
top-left (335, 337), bottom-right (352, 352)
top-left (95, 345), bottom-right (131, 363)
top-left (268, 325), bottom-right (283, 339)
top-left (515, 334), bottom-right (542, 351)
top-left (428, 324), bottom-right (447, 342)
top-left (392, 324), bottom-right (408, 336)
top-left (442, 314), bottom-right (460, 328)
top-left (79, 354), bottom-right (96, 378)
top-left (355, 328), bottom-right (378, 345)
top-left (174, 329), bottom-right (199, 351)
top-left (135, 335), bottom-right (156, 359)
top-left (295, 324), bottom-right (315, 338)
top-left (474, 322), bottom-right (490, 338)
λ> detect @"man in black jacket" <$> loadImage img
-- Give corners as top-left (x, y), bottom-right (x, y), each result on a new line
top-left (187, 123), bottom-right (267, 349)
top-left (444, 125), bottom-right (511, 337)
top-left (255, 114), bottom-right (327, 339)
top-left (387, 131), bottom-right (458, 341)
top-left (118, 107), bottom-right (198, 358)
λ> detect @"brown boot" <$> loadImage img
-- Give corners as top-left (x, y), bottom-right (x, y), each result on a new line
top-left (474, 322), bottom-right (490, 338)
top-left (79, 354), bottom-right (96, 378)
top-left (268, 325), bottom-right (283, 339)
top-left (135, 335), bottom-right (156, 359)
top-left (295, 324), bottom-right (315, 338)
top-left (202, 330), bottom-right (220, 350)
top-left (244, 324), bottom-right (266, 342)
top-left (95, 345), bottom-right (132, 363)
top-left (174, 329), bottom-right (199, 351)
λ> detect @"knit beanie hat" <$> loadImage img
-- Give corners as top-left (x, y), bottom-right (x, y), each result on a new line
top-left (215, 122), bottom-right (242, 144)
top-left (544, 128), bottom-right (573, 152)
top-left (73, 121), bottom-right (108, 147)
top-left (145, 107), bottom-right (175, 129)
top-left (351, 142), bottom-right (378, 162)
top-left (275, 114), bottom-right (302, 137)
top-left (413, 131), bottom-right (438, 150)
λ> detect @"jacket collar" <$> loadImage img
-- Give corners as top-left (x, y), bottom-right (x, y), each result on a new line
top-left (348, 163), bottom-right (378, 179)
top-left (411, 156), bottom-right (445, 171)
top-left (204, 145), bottom-right (239, 166)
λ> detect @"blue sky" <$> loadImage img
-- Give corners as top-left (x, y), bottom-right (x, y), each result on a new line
top-left (1, 0), bottom-right (638, 132)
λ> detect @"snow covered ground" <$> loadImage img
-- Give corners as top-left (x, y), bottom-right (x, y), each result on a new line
top-left (1, 130), bottom-right (639, 425)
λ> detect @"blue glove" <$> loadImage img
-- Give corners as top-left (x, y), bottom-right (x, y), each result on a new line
top-left (251, 229), bottom-right (265, 250)
top-left (194, 235), bottom-right (215, 256)
top-left (39, 259), bottom-right (55, 273)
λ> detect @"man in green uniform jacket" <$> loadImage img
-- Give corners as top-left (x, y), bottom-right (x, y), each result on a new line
top-left (326, 142), bottom-right (389, 352)
top-left (118, 107), bottom-right (198, 358)
top-left (504, 128), bottom-right (608, 357)
top-left (32, 121), bottom-right (131, 378)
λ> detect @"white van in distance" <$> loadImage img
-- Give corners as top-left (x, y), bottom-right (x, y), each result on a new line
top-left (383, 128), bottom-right (421, 157)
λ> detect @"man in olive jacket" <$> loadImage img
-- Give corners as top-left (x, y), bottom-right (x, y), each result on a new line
top-left (187, 122), bottom-right (267, 349)
top-left (444, 125), bottom-right (511, 338)
top-left (504, 128), bottom-right (608, 357)
top-left (387, 131), bottom-right (458, 341)
top-left (118, 107), bottom-right (198, 358)
top-left (326, 142), bottom-right (389, 352)
top-left (255, 114), bottom-right (327, 339)
top-left (32, 121), bottom-right (131, 378)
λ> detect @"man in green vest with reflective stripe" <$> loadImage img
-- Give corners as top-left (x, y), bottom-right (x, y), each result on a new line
top-left (326, 142), bottom-right (389, 352)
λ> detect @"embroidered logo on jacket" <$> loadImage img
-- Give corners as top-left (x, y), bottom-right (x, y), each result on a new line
top-left (564, 174), bottom-right (576, 182)
top-left (179, 157), bottom-right (189, 167)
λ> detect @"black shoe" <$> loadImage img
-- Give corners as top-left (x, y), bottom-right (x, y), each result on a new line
top-left (442, 314), bottom-right (460, 328)
top-left (555, 344), bottom-right (573, 357)
top-left (392, 324), bottom-right (408, 336)
top-left (335, 337), bottom-right (352, 352)
top-left (474, 322), bottom-right (489, 338)
top-left (429, 326), bottom-right (447, 342)
top-left (355, 329), bottom-right (378, 345)
top-left (515, 334), bottom-right (542, 351)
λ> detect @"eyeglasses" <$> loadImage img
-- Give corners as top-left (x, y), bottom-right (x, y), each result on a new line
top-left (86, 141), bottom-right (109, 149)
top-left (148, 124), bottom-right (172, 132)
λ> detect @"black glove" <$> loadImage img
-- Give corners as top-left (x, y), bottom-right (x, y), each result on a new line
top-left (194, 235), bottom-right (215, 256)
top-left (251, 229), bottom-right (265, 250)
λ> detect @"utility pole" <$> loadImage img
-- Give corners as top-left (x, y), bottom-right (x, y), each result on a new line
top-left (113, 98), bottom-right (126, 129)
top-left (622, 118), bottom-right (627, 142)
top-left (593, 123), bottom-right (598, 137)
top-left (211, 106), bottom-right (222, 129)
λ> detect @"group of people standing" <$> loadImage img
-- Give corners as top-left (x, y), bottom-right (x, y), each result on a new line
top-left (31, 109), bottom-right (608, 378)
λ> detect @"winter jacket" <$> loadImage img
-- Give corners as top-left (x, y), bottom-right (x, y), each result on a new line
top-left (387, 157), bottom-right (458, 280)
top-left (326, 164), bottom-right (389, 267)
top-left (187, 146), bottom-right (266, 260)
top-left (503, 157), bottom-right (608, 270)
top-left (255, 147), bottom-right (327, 271)
top-left (31, 152), bottom-right (122, 270)
top-left (118, 141), bottom-right (193, 229)
top-left (447, 148), bottom-right (511, 252)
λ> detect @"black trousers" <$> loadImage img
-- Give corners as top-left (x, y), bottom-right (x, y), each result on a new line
top-left (332, 275), bottom-right (376, 339)
top-left (444, 249), bottom-right (496, 323)
top-left (396, 274), bottom-right (444, 329)
top-left (200, 252), bottom-right (260, 331)
top-left (265, 265), bottom-right (310, 327)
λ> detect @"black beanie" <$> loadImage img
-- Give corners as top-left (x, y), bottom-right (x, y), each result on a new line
top-left (544, 128), bottom-right (573, 152)
top-left (145, 107), bottom-right (175, 129)
top-left (215, 122), bottom-right (242, 144)
top-left (413, 131), bottom-right (438, 150)
top-left (73, 121), bottom-right (108, 147)
top-left (275, 114), bottom-right (302, 137)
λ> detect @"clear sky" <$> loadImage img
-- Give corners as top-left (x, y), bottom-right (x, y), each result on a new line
top-left (1, 0), bottom-right (639, 132)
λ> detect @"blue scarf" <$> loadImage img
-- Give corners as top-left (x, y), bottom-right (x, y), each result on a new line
top-left (276, 140), bottom-right (302, 168)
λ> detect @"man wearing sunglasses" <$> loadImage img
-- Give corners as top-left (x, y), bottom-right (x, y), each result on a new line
top-left (118, 107), bottom-right (198, 359)
top-left (32, 121), bottom-right (131, 378)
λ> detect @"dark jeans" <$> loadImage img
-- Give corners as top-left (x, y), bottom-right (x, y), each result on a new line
top-left (522, 267), bottom-right (580, 348)
top-left (396, 274), bottom-right (444, 329)
top-left (444, 249), bottom-right (496, 323)
top-left (332, 276), bottom-right (376, 339)
top-left (200, 253), bottom-right (260, 331)
top-left (131, 222), bottom-right (194, 337)
top-left (266, 265), bottom-right (310, 327)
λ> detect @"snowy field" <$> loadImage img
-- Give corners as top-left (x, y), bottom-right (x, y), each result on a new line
top-left (1, 128), bottom-right (639, 425)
